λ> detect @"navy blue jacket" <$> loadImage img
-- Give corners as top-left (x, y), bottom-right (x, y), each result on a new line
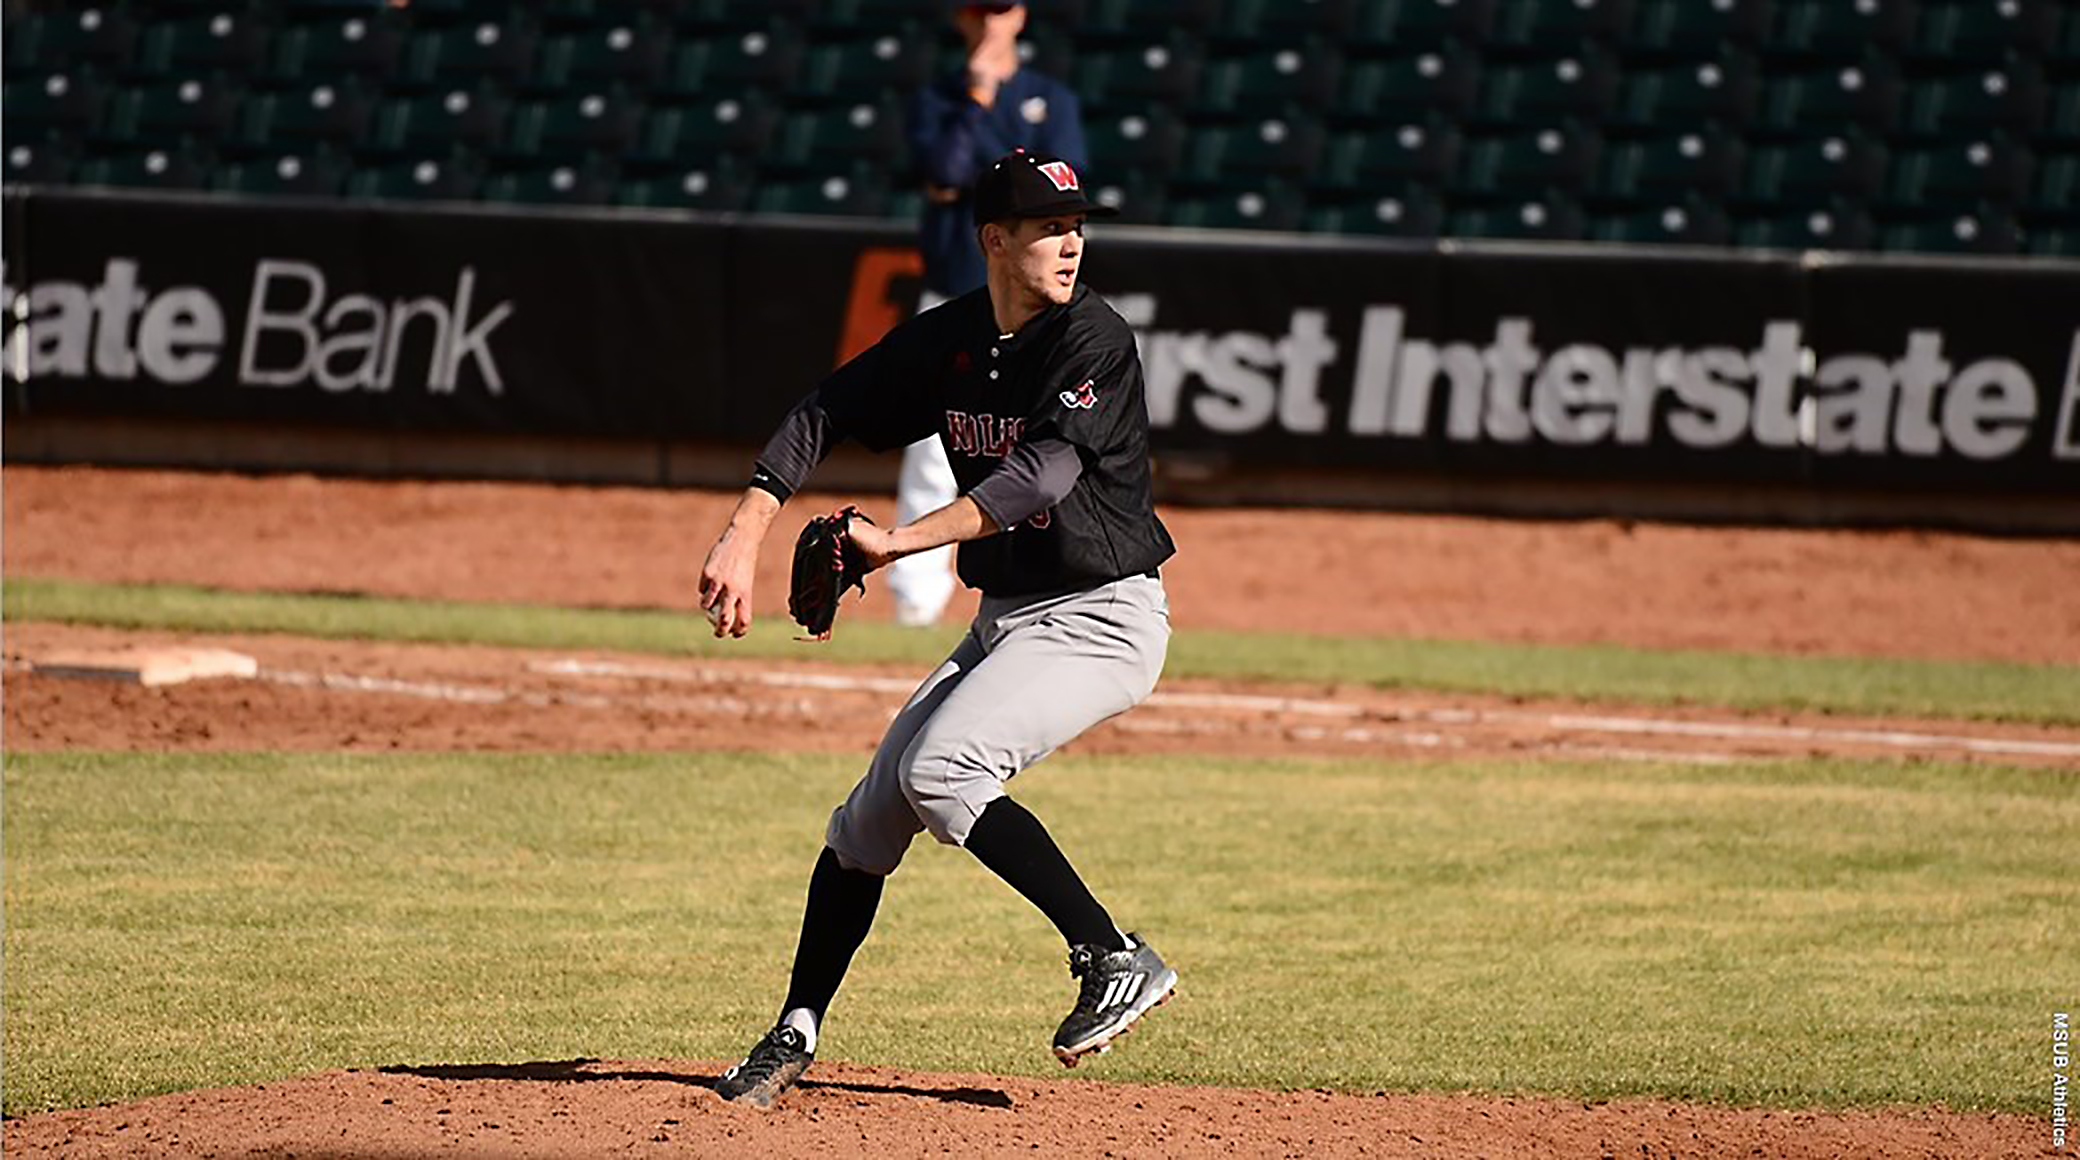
top-left (908, 67), bottom-right (1089, 297)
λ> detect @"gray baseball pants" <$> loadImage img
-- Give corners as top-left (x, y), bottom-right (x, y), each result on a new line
top-left (824, 573), bottom-right (1170, 876)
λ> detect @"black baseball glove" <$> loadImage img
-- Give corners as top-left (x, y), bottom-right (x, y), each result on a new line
top-left (788, 505), bottom-right (873, 640)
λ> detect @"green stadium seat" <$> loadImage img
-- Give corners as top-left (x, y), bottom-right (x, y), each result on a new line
top-left (1886, 139), bottom-right (2032, 207)
top-left (1198, 43), bottom-right (1344, 117)
top-left (668, 27), bottom-right (808, 93)
top-left (2030, 150), bottom-right (2080, 215)
top-left (269, 16), bottom-right (407, 85)
top-left (770, 100), bottom-right (907, 170)
top-left (241, 82), bottom-right (376, 151)
top-left (1907, 1), bottom-right (2055, 66)
top-left (283, 0), bottom-right (403, 16)
top-left (103, 78), bottom-right (244, 148)
top-left (534, 0), bottom-right (674, 33)
top-left (1755, 62), bottom-right (1904, 134)
top-left (2022, 222), bottom-right (2080, 257)
top-left (799, 31), bottom-right (936, 101)
top-left (1901, 63), bottom-right (2047, 140)
top-left (1587, 200), bottom-right (1733, 245)
top-left (1447, 195), bottom-right (1587, 241)
top-left (3, 71), bottom-right (110, 141)
top-left (813, 0), bottom-right (947, 31)
top-left (6, 139), bottom-right (81, 184)
top-left (1079, 0), bottom-right (1222, 43)
top-left (136, 13), bottom-right (273, 77)
top-left (614, 157), bottom-right (755, 212)
top-left (1454, 125), bottom-right (1601, 198)
top-left (482, 161), bottom-right (618, 206)
top-left (74, 145), bottom-right (216, 192)
top-left (1594, 129), bottom-right (1744, 202)
top-left (345, 154), bottom-right (487, 201)
top-left (1075, 39), bottom-right (1205, 111)
top-left (1764, 0), bottom-right (1918, 62)
top-left (1339, 48), bottom-right (1482, 123)
top-left (2049, 82), bottom-right (2080, 144)
top-left (372, 88), bottom-right (513, 157)
top-left (636, 92), bottom-right (779, 166)
top-left (1303, 188), bottom-right (1446, 238)
top-left (538, 23), bottom-right (673, 91)
top-left (1474, 52), bottom-right (1621, 128)
top-left (2050, 7), bottom-right (2080, 71)
top-left (401, 19), bottom-right (542, 90)
top-left (1181, 118), bottom-right (1327, 183)
top-left (214, 149), bottom-right (351, 198)
top-left (507, 92), bottom-right (645, 161)
top-left (1085, 171), bottom-right (1169, 225)
top-left (1740, 133), bottom-right (1888, 206)
top-left (1084, 106), bottom-right (1187, 184)
top-left (1163, 182), bottom-right (1307, 232)
top-left (403, 0), bottom-right (542, 28)
top-left (751, 169), bottom-right (893, 217)
top-left (1318, 121), bottom-right (1462, 191)
top-left (1488, 0), bottom-right (1639, 54)
top-left (1610, 56), bottom-right (1759, 132)
top-left (670, 0), bottom-right (814, 37)
top-left (1731, 205), bottom-right (1875, 249)
top-left (5, 8), bottom-right (139, 72)
top-left (1220, 0), bottom-right (1359, 42)
top-left (1877, 210), bottom-right (2020, 254)
top-left (1622, 0), bottom-right (1769, 61)
top-left (1347, 0), bottom-right (1499, 53)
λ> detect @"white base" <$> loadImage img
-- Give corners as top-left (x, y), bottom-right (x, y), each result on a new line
top-left (34, 646), bottom-right (259, 687)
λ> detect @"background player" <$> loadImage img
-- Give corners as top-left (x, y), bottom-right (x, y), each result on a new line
top-left (891, 0), bottom-right (1091, 627)
top-left (697, 150), bottom-right (1174, 1108)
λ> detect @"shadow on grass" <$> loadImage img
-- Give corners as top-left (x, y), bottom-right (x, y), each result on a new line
top-left (377, 1059), bottom-right (1013, 1108)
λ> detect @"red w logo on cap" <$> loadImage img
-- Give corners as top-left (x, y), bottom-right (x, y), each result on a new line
top-left (1036, 160), bottom-right (1080, 192)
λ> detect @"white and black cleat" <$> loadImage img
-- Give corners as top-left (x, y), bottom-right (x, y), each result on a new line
top-left (715, 1024), bottom-right (813, 1109)
top-left (1051, 933), bottom-right (1177, 1067)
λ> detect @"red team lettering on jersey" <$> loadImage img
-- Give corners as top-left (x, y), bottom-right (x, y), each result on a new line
top-left (945, 411), bottom-right (1024, 458)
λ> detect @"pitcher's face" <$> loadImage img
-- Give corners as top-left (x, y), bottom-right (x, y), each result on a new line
top-left (1000, 213), bottom-right (1086, 307)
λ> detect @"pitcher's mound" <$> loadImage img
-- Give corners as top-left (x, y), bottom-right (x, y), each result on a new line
top-left (0, 1059), bottom-right (2047, 1158)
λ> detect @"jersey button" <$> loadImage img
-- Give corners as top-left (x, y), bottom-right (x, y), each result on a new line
top-left (988, 370), bottom-right (999, 380)
top-left (990, 347), bottom-right (1000, 357)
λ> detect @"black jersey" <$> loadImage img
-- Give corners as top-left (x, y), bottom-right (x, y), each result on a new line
top-left (754, 284), bottom-right (1175, 598)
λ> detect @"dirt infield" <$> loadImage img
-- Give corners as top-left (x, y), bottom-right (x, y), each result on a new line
top-left (5, 465), bottom-right (2074, 1156)
top-left (9, 465), bottom-right (2080, 663)
top-left (1, 1059), bottom-right (2054, 1159)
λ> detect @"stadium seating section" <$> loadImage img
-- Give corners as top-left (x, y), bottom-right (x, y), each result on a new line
top-left (5, 0), bottom-right (2078, 255)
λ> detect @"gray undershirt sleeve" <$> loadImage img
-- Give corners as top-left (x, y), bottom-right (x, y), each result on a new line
top-left (967, 437), bottom-right (1085, 530)
top-left (750, 395), bottom-right (843, 503)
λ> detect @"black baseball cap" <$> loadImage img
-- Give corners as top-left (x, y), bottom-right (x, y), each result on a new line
top-left (972, 150), bottom-right (1117, 226)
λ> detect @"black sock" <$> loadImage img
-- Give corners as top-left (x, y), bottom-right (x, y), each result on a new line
top-left (964, 796), bottom-right (1127, 952)
top-left (779, 846), bottom-right (885, 1028)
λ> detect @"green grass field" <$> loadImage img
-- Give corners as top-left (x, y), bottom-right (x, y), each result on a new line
top-left (6, 750), bottom-right (2072, 1118)
top-left (10, 576), bottom-right (2079, 724)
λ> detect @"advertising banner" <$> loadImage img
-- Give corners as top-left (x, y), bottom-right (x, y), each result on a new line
top-left (7, 188), bottom-right (2076, 497)
top-left (5, 190), bottom-right (731, 438)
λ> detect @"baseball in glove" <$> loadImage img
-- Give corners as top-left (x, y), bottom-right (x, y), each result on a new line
top-left (788, 505), bottom-right (874, 641)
